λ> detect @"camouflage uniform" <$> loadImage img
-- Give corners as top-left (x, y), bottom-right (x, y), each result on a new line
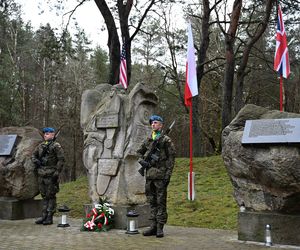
top-left (137, 133), bottom-right (176, 235)
top-left (32, 140), bottom-right (64, 225)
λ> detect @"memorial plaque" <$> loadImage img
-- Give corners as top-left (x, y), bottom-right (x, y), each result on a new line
top-left (96, 113), bottom-right (119, 128)
top-left (242, 118), bottom-right (300, 144)
top-left (98, 159), bottom-right (120, 176)
top-left (0, 135), bottom-right (17, 156)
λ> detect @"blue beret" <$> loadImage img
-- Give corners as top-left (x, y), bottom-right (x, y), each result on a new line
top-left (149, 115), bottom-right (164, 125)
top-left (42, 127), bottom-right (55, 133)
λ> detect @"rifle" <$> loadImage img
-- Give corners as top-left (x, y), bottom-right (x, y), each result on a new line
top-left (37, 127), bottom-right (62, 167)
top-left (138, 120), bottom-right (175, 176)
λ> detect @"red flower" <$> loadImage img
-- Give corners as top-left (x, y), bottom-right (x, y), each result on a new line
top-left (87, 213), bottom-right (91, 218)
top-left (97, 223), bottom-right (102, 229)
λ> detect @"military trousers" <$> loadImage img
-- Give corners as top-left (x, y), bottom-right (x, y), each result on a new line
top-left (145, 179), bottom-right (168, 225)
top-left (38, 176), bottom-right (59, 214)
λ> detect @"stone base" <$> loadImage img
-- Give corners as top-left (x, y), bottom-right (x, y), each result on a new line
top-left (84, 204), bottom-right (151, 230)
top-left (238, 211), bottom-right (300, 246)
top-left (0, 197), bottom-right (43, 220)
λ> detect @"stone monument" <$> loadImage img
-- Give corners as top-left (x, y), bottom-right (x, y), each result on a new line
top-left (81, 83), bottom-right (158, 228)
top-left (0, 127), bottom-right (42, 219)
top-left (222, 104), bottom-right (300, 246)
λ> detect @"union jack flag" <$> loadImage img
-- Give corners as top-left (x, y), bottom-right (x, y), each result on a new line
top-left (119, 43), bottom-right (128, 89)
top-left (274, 5), bottom-right (290, 79)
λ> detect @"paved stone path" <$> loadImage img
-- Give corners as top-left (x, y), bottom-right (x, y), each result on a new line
top-left (0, 217), bottom-right (299, 250)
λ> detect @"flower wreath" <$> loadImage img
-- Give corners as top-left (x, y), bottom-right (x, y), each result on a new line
top-left (81, 198), bottom-right (114, 232)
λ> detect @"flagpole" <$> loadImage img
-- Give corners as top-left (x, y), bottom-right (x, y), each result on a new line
top-left (280, 76), bottom-right (283, 111)
top-left (189, 104), bottom-right (193, 201)
top-left (185, 22), bottom-right (197, 201)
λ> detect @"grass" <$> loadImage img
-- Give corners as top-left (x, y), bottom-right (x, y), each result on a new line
top-left (56, 176), bottom-right (90, 218)
top-left (56, 155), bottom-right (238, 230)
top-left (167, 156), bottom-right (238, 230)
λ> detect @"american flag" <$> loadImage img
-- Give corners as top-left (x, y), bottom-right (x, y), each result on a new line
top-left (274, 5), bottom-right (290, 79)
top-left (119, 43), bottom-right (128, 89)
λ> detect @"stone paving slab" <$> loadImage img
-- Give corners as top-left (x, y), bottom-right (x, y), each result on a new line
top-left (0, 217), bottom-right (299, 250)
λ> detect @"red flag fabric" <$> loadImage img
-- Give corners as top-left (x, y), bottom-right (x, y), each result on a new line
top-left (274, 5), bottom-right (290, 79)
top-left (184, 23), bottom-right (198, 106)
top-left (119, 43), bottom-right (128, 89)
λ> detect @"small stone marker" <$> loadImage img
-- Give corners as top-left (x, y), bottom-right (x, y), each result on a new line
top-left (0, 135), bottom-right (17, 156)
top-left (242, 118), bottom-right (300, 144)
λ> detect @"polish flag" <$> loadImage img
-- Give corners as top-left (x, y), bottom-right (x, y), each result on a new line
top-left (184, 22), bottom-right (198, 106)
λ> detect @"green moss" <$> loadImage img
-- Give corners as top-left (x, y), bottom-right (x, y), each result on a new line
top-left (57, 155), bottom-right (238, 230)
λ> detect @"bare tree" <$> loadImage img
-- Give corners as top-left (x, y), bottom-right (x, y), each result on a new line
top-left (217, 0), bottom-right (277, 130)
top-left (94, 0), bottom-right (158, 86)
top-left (217, 0), bottom-right (242, 130)
top-left (234, 0), bottom-right (275, 114)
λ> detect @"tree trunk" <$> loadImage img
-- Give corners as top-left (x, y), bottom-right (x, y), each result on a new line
top-left (94, 0), bottom-right (157, 87)
top-left (221, 0), bottom-right (242, 130)
top-left (193, 0), bottom-right (211, 157)
top-left (94, 0), bottom-right (120, 85)
top-left (234, 0), bottom-right (275, 115)
top-left (71, 126), bottom-right (77, 181)
top-left (118, 0), bottom-right (132, 85)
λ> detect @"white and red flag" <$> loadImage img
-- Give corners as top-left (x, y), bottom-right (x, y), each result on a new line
top-left (184, 22), bottom-right (198, 106)
top-left (274, 5), bottom-right (290, 79)
top-left (184, 22), bottom-right (198, 201)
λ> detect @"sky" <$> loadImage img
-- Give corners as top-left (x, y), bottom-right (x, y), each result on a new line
top-left (16, 0), bottom-right (108, 49)
top-left (15, 1), bottom-right (188, 52)
top-left (14, 0), bottom-right (192, 69)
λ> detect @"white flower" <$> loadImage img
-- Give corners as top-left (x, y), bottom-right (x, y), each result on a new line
top-left (94, 204), bottom-right (102, 209)
top-left (108, 207), bottom-right (114, 215)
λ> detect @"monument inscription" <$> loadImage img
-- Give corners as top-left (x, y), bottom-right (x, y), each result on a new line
top-left (242, 118), bottom-right (300, 144)
top-left (0, 135), bottom-right (17, 156)
top-left (96, 113), bottom-right (119, 128)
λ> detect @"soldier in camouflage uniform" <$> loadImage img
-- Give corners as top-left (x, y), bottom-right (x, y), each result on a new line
top-left (137, 115), bottom-right (176, 238)
top-left (32, 127), bottom-right (64, 225)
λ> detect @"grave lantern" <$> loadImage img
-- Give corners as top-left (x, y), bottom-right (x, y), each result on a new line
top-left (57, 205), bottom-right (70, 227)
top-left (265, 224), bottom-right (272, 247)
top-left (239, 202), bottom-right (246, 212)
top-left (126, 210), bottom-right (139, 234)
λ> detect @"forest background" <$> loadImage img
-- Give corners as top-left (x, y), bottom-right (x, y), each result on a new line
top-left (1, 0), bottom-right (300, 182)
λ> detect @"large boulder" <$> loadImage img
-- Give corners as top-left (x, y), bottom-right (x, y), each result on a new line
top-left (0, 127), bottom-right (41, 200)
top-left (222, 104), bottom-right (300, 213)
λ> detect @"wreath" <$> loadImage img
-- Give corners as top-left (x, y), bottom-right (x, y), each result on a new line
top-left (81, 198), bottom-right (114, 232)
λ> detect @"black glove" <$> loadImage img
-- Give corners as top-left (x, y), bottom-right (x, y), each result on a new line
top-left (41, 157), bottom-right (47, 166)
top-left (34, 160), bottom-right (42, 168)
top-left (52, 171), bottom-right (59, 181)
top-left (138, 159), bottom-right (150, 168)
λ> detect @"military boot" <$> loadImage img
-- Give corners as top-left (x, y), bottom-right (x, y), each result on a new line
top-left (35, 212), bottom-right (47, 225)
top-left (43, 213), bottom-right (53, 225)
top-left (142, 222), bottom-right (157, 236)
top-left (156, 223), bottom-right (164, 238)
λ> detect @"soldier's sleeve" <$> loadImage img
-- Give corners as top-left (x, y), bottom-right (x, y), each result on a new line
top-left (54, 142), bottom-right (65, 174)
top-left (136, 139), bottom-right (148, 158)
top-left (31, 144), bottom-right (41, 167)
top-left (164, 136), bottom-right (176, 181)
